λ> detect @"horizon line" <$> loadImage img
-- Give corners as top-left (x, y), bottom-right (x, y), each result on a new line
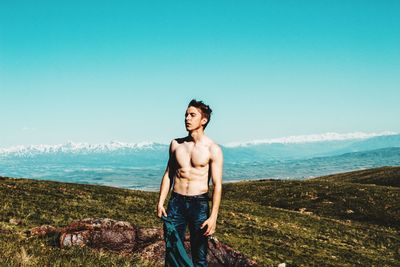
top-left (1, 131), bottom-right (398, 153)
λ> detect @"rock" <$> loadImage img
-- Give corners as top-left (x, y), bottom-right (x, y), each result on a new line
top-left (30, 218), bottom-right (258, 266)
top-left (59, 218), bottom-right (137, 252)
top-left (30, 225), bottom-right (58, 236)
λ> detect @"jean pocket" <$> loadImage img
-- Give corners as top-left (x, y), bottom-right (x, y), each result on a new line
top-left (167, 197), bottom-right (176, 214)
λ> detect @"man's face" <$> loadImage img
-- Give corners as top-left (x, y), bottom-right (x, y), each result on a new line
top-left (185, 106), bottom-right (207, 131)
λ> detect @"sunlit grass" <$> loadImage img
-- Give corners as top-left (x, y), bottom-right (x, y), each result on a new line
top-left (1, 166), bottom-right (399, 266)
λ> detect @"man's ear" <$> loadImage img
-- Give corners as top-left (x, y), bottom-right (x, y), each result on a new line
top-left (201, 117), bottom-right (208, 126)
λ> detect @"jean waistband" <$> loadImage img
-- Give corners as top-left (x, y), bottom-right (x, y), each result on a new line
top-left (172, 191), bottom-right (209, 200)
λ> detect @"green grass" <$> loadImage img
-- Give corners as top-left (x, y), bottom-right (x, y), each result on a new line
top-left (1, 166), bottom-right (400, 266)
top-left (313, 166), bottom-right (400, 187)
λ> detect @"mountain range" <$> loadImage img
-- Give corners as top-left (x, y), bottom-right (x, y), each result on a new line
top-left (1, 132), bottom-right (399, 188)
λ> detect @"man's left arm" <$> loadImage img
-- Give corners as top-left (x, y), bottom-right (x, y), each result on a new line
top-left (201, 144), bottom-right (223, 236)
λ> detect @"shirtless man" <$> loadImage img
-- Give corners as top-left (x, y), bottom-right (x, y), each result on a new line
top-left (157, 99), bottom-right (223, 267)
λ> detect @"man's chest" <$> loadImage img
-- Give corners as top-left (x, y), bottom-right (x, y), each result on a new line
top-left (174, 144), bottom-right (210, 168)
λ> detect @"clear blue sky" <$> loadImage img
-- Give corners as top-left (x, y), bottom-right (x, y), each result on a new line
top-left (1, 1), bottom-right (399, 147)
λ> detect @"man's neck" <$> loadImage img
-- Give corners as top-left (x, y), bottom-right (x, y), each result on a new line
top-left (188, 129), bottom-right (205, 143)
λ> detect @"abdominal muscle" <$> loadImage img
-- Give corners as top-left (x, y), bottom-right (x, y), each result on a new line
top-left (173, 167), bottom-right (209, 196)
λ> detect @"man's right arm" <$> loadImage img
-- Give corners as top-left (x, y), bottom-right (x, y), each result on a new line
top-left (157, 140), bottom-right (174, 218)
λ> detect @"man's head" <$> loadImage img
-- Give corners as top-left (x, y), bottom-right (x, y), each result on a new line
top-left (185, 99), bottom-right (213, 131)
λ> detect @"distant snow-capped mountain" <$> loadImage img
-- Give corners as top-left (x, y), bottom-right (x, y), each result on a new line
top-left (222, 132), bottom-right (400, 161)
top-left (0, 141), bottom-right (168, 157)
top-left (1, 132), bottom-right (399, 160)
top-left (1, 132), bottom-right (399, 190)
top-left (224, 131), bottom-right (397, 147)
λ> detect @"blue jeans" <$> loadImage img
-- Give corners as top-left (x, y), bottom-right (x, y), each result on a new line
top-left (165, 191), bottom-right (210, 267)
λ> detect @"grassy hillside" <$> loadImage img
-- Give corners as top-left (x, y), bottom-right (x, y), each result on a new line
top-left (222, 167), bottom-right (400, 228)
top-left (1, 166), bottom-right (399, 266)
top-left (312, 166), bottom-right (400, 187)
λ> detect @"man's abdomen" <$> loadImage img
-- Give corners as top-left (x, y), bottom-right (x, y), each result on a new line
top-left (173, 176), bottom-right (209, 196)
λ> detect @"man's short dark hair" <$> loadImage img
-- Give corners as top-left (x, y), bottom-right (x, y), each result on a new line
top-left (188, 99), bottom-right (213, 129)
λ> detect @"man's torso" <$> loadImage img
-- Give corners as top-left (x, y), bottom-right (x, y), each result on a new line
top-left (170, 137), bottom-right (214, 196)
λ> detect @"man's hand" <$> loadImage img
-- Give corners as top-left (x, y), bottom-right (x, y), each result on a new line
top-left (201, 216), bottom-right (217, 236)
top-left (157, 204), bottom-right (167, 218)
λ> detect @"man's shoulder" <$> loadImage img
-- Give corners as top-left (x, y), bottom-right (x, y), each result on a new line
top-left (171, 137), bottom-right (188, 145)
top-left (210, 142), bottom-right (222, 151)
top-left (207, 139), bottom-right (222, 156)
top-left (169, 137), bottom-right (187, 150)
